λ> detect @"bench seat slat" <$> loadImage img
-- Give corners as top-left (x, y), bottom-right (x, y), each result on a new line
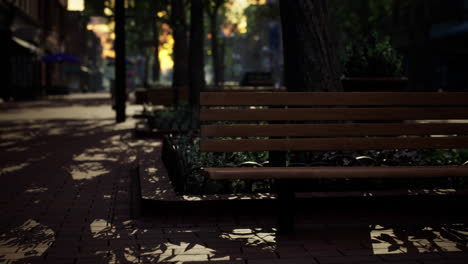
top-left (200, 92), bottom-right (468, 106)
top-left (201, 123), bottom-right (468, 137)
top-left (200, 108), bottom-right (468, 121)
top-left (203, 166), bottom-right (468, 180)
top-left (200, 137), bottom-right (468, 152)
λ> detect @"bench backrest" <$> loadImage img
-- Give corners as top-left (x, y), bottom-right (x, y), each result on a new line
top-left (137, 87), bottom-right (287, 106)
top-left (199, 92), bottom-right (468, 152)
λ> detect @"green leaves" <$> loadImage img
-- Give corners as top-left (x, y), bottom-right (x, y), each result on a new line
top-left (330, 0), bottom-right (403, 77)
top-left (166, 133), bottom-right (269, 194)
top-left (342, 32), bottom-right (403, 77)
top-left (147, 103), bottom-right (197, 131)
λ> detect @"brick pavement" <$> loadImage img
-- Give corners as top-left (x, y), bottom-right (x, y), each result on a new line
top-left (0, 94), bottom-right (467, 264)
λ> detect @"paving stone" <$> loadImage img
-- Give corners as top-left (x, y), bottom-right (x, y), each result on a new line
top-left (302, 243), bottom-right (341, 252)
top-left (378, 253), bottom-right (444, 262)
top-left (156, 253), bottom-right (211, 262)
top-left (316, 255), bottom-right (383, 264)
top-left (208, 260), bottom-right (245, 264)
top-left (205, 241), bottom-right (244, 248)
top-left (242, 251), bottom-right (279, 260)
top-left (306, 249), bottom-right (343, 257)
top-left (338, 248), bottom-right (378, 256)
top-left (43, 256), bottom-right (77, 264)
top-left (423, 260), bottom-right (467, 264)
top-left (275, 246), bottom-right (310, 258)
top-left (75, 256), bottom-right (112, 264)
top-left (249, 259), bottom-right (316, 264)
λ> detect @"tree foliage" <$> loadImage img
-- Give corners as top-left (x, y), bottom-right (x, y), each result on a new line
top-left (330, 0), bottom-right (394, 37)
top-left (330, 0), bottom-right (404, 77)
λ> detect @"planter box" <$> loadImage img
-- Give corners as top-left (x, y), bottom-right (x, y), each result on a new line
top-left (161, 135), bottom-right (188, 194)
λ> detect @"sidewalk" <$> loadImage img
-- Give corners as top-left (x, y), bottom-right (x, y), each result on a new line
top-left (0, 93), bottom-right (467, 264)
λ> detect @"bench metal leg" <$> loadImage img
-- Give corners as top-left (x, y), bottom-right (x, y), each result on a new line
top-left (277, 179), bottom-right (295, 234)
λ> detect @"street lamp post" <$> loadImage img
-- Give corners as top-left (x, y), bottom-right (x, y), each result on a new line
top-left (115, 0), bottom-right (126, 123)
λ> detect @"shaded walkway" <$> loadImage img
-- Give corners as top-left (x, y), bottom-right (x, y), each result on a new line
top-left (0, 93), bottom-right (467, 264)
top-left (0, 94), bottom-right (147, 263)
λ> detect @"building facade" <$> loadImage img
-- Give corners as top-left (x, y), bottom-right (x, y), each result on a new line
top-left (0, 0), bottom-right (68, 100)
top-left (0, 0), bottom-right (102, 100)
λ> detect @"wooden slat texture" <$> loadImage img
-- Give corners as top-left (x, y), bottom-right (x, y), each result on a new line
top-left (200, 136), bottom-right (468, 152)
top-left (201, 92), bottom-right (468, 106)
top-left (201, 123), bottom-right (468, 137)
top-left (203, 166), bottom-right (468, 180)
top-left (200, 108), bottom-right (468, 121)
top-left (146, 88), bottom-right (189, 105)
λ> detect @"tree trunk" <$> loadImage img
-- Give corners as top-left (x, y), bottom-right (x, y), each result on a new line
top-left (138, 26), bottom-right (149, 89)
top-left (171, 0), bottom-right (189, 105)
top-left (219, 37), bottom-right (225, 87)
top-left (208, 5), bottom-right (223, 88)
top-left (115, 0), bottom-right (126, 122)
top-left (0, 6), bottom-right (14, 101)
top-left (279, 0), bottom-right (342, 92)
top-left (189, 0), bottom-right (206, 124)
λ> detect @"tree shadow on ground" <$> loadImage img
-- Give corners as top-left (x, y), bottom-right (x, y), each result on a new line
top-left (0, 95), bottom-right (113, 112)
top-left (1, 117), bottom-right (468, 264)
top-left (371, 223), bottom-right (468, 254)
top-left (0, 117), bottom-right (141, 263)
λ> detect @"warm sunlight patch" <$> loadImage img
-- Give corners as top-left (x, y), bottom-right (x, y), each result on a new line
top-left (47, 127), bottom-right (66, 136)
top-left (25, 186), bottom-right (48, 193)
top-left (222, 228), bottom-right (275, 247)
top-left (5, 146), bottom-right (28, 152)
top-left (0, 220), bottom-right (55, 261)
top-left (0, 163), bottom-right (29, 175)
top-left (73, 152), bottom-right (118, 162)
top-left (371, 224), bottom-right (467, 255)
top-left (69, 162), bottom-right (110, 180)
top-left (90, 219), bottom-right (118, 239)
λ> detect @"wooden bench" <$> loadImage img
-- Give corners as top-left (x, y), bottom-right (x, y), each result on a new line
top-left (199, 92), bottom-right (468, 232)
top-left (135, 87), bottom-right (286, 106)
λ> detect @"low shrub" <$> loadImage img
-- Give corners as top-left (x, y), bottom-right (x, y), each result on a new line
top-left (342, 32), bottom-right (404, 77)
top-left (147, 104), bottom-right (196, 131)
top-left (165, 134), bottom-right (468, 194)
top-left (156, 108), bottom-right (468, 193)
top-left (163, 133), bottom-right (271, 194)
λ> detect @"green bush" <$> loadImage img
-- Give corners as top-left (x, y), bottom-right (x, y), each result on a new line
top-left (289, 149), bottom-right (468, 167)
top-left (165, 133), bottom-right (270, 194)
top-left (342, 32), bottom-right (404, 77)
top-left (147, 104), bottom-right (196, 131)
top-left (157, 106), bottom-right (468, 193)
top-left (167, 131), bottom-right (468, 194)
top-left (288, 149), bottom-right (468, 190)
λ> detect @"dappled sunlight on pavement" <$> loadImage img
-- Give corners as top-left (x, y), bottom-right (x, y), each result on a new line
top-left (0, 94), bottom-right (144, 263)
top-left (371, 224), bottom-right (468, 255)
top-left (0, 93), bottom-right (140, 122)
top-left (0, 219), bottom-right (55, 262)
top-left (0, 93), bottom-right (467, 263)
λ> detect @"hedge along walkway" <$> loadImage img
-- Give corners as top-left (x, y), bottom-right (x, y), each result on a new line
top-left (0, 93), bottom-right (467, 264)
top-left (138, 149), bottom-right (276, 202)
